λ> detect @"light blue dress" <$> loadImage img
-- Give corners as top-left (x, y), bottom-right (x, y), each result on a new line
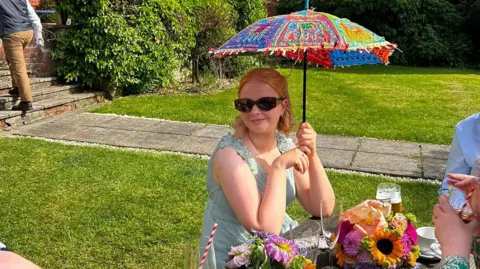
top-left (438, 112), bottom-right (480, 203)
top-left (199, 133), bottom-right (297, 269)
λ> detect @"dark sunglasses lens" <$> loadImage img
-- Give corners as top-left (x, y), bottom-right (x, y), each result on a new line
top-left (234, 99), bottom-right (252, 112)
top-left (257, 97), bottom-right (278, 111)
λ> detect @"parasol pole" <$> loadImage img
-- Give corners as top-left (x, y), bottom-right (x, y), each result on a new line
top-left (302, 50), bottom-right (307, 123)
top-left (302, 0), bottom-right (309, 123)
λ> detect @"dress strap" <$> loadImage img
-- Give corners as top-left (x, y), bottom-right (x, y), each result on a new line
top-left (276, 133), bottom-right (295, 154)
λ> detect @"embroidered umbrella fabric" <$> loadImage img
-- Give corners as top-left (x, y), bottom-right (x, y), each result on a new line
top-left (210, 6), bottom-right (398, 122)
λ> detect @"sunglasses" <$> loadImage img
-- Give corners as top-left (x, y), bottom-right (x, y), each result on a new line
top-left (234, 97), bottom-right (285, 112)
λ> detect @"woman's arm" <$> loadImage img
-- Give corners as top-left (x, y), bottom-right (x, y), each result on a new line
top-left (213, 146), bottom-right (307, 234)
top-left (293, 123), bottom-right (335, 217)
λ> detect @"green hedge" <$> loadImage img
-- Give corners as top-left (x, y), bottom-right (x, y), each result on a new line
top-left (276, 0), bottom-right (480, 68)
top-left (52, 0), bottom-right (267, 95)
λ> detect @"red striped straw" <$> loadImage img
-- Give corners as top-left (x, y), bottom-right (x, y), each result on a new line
top-left (458, 185), bottom-right (476, 218)
top-left (198, 223), bottom-right (218, 269)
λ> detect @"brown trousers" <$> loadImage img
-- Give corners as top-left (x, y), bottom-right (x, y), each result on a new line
top-left (1, 30), bottom-right (33, 102)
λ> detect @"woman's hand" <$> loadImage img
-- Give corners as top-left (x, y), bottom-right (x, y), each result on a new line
top-left (447, 173), bottom-right (479, 195)
top-left (433, 195), bottom-right (477, 259)
top-left (296, 122), bottom-right (318, 159)
top-left (273, 147), bottom-right (309, 174)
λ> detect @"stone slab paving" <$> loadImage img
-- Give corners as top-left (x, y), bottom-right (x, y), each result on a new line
top-left (5, 112), bottom-right (451, 180)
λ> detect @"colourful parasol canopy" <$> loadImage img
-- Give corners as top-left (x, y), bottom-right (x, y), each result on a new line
top-left (211, 8), bottom-right (398, 122)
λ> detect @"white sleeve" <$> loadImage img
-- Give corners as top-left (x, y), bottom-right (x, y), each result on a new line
top-left (26, 0), bottom-right (44, 47)
top-left (437, 132), bottom-right (470, 201)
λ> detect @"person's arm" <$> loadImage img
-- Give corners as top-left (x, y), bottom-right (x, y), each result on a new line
top-left (293, 122), bottom-right (335, 217)
top-left (25, 0), bottom-right (44, 47)
top-left (433, 195), bottom-right (477, 269)
top-left (213, 146), bottom-right (308, 234)
top-left (0, 251), bottom-right (41, 269)
top-left (438, 132), bottom-right (470, 201)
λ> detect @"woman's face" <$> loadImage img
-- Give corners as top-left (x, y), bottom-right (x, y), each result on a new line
top-left (238, 80), bottom-right (286, 134)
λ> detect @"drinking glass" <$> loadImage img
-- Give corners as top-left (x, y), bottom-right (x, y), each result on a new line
top-left (376, 183), bottom-right (402, 215)
top-left (320, 198), bottom-right (343, 267)
top-left (286, 219), bottom-right (322, 261)
top-left (449, 195), bottom-right (474, 223)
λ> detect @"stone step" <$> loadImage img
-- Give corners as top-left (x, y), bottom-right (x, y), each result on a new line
top-left (0, 84), bottom-right (82, 109)
top-left (0, 92), bottom-right (105, 130)
top-left (0, 77), bottom-right (57, 92)
top-left (0, 70), bottom-right (10, 77)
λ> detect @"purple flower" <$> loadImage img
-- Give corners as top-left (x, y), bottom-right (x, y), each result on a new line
top-left (401, 233), bottom-right (413, 258)
top-left (226, 244), bottom-right (251, 268)
top-left (355, 264), bottom-right (383, 269)
top-left (343, 231), bottom-right (363, 256)
top-left (356, 251), bottom-right (373, 264)
top-left (265, 235), bottom-right (299, 264)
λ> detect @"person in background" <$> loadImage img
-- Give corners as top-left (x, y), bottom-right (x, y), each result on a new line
top-left (0, 0), bottom-right (44, 111)
top-left (434, 173), bottom-right (480, 269)
top-left (438, 112), bottom-right (480, 203)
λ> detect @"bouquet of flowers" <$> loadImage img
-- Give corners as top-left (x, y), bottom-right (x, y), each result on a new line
top-left (334, 200), bottom-right (420, 269)
top-left (225, 231), bottom-right (316, 269)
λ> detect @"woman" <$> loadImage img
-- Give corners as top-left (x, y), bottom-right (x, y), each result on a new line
top-left (434, 173), bottom-right (480, 269)
top-left (438, 112), bottom-right (480, 202)
top-left (198, 68), bottom-right (335, 268)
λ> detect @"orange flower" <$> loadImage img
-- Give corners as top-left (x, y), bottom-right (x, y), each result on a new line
top-left (335, 244), bottom-right (345, 267)
top-left (370, 230), bottom-right (404, 268)
top-left (303, 258), bottom-right (316, 269)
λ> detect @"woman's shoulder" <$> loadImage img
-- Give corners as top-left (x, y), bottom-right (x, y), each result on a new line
top-left (215, 133), bottom-right (252, 161)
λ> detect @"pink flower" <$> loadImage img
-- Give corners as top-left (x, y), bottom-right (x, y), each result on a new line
top-left (390, 213), bottom-right (408, 231)
top-left (337, 221), bottom-right (355, 244)
top-left (401, 233), bottom-right (413, 258)
top-left (405, 222), bottom-right (418, 245)
top-left (343, 231), bottom-right (363, 256)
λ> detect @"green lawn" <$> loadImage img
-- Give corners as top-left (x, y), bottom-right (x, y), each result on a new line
top-left (93, 65), bottom-right (480, 144)
top-left (0, 137), bottom-right (438, 268)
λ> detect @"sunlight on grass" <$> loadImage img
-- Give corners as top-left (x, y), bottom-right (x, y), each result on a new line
top-left (93, 66), bottom-right (480, 144)
top-left (0, 137), bottom-right (439, 268)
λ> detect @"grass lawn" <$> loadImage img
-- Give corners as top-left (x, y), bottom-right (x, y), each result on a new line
top-left (1, 137), bottom-right (439, 268)
top-left (93, 65), bottom-right (480, 144)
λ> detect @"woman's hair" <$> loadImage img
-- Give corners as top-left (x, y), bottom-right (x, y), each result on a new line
top-left (233, 68), bottom-right (295, 136)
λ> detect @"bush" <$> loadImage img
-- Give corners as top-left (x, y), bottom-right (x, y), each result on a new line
top-left (276, 0), bottom-right (478, 67)
top-left (36, 0), bottom-right (56, 23)
top-left (53, 0), bottom-right (196, 94)
top-left (191, 0), bottom-right (267, 82)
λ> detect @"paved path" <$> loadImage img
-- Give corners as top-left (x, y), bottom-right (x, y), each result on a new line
top-left (5, 111), bottom-right (450, 180)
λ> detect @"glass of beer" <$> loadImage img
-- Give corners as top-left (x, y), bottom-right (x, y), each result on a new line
top-left (376, 183), bottom-right (403, 215)
top-left (390, 184), bottom-right (403, 214)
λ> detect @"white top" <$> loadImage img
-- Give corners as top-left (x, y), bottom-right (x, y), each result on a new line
top-left (26, 0), bottom-right (44, 47)
top-left (438, 112), bottom-right (480, 203)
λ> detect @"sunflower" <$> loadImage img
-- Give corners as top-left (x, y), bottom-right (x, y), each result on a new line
top-left (370, 230), bottom-right (404, 267)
